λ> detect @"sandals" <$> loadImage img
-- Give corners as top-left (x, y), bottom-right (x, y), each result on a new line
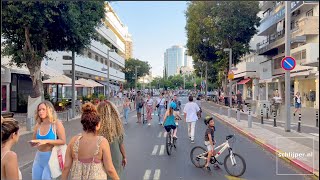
top-left (204, 165), bottom-right (211, 171)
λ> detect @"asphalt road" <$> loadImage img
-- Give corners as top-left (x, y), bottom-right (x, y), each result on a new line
top-left (20, 96), bottom-right (314, 180)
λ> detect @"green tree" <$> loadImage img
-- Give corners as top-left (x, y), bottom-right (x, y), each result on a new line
top-left (2, 1), bottom-right (105, 99)
top-left (124, 58), bottom-right (152, 88)
top-left (185, 1), bottom-right (260, 87)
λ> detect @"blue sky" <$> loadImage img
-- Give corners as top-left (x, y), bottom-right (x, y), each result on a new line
top-left (112, 1), bottom-right (188, 77)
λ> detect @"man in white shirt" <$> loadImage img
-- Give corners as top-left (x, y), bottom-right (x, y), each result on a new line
top-left (183, 95), bottom-right (200, 143)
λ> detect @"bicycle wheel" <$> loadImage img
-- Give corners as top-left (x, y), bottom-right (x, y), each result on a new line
top-left (190, 146), bottom-right (207, 168)
top-left (224, 153), bottom-right (246, 177)
top-left (166, 132), bottom-right (172, 155)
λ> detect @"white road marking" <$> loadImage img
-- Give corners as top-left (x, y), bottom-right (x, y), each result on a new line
top-left (163, 132), bottom-right (167, 137)
top-left (310, 133), bottom-right (319, 137)
top-left (143, 169), bottom-right (151, 180)
top-left (153, 169), bottom-right (161, 180)
top-left (159, 145), bottom-right (165, 155)
top-left (158, 132), bottom-right (162, 138)
top-left (152, 145), bottom-right (159, 155)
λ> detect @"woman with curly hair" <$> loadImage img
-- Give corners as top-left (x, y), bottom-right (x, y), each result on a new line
top-left (61, 102), bottom-right (119, 180)
top-left (97, 101), bottom-right (127, 180)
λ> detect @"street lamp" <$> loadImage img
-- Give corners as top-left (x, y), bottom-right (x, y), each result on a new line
top-left (134, 66), bottom-right (140, 91)
top-left (224, 48), bottom-right (233, 112)
top-left (102, 48), bottom-right (115, 100)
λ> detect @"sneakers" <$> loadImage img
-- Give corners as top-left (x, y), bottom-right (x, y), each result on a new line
top-left (293, 113), bottom-right (296, 116)
top-left (173, 136), bottom-right (178, 140)
top-left (148, 123), bottom-right (151, 126)
top-left (191, 140), bottom-right (195, 143)
top-left (158, 122), bottom-right (162, 125)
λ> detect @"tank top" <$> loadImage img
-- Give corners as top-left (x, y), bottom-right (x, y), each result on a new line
top-left (1, 151), bottom-right (22, 180)
top-left (164, 115), bottom-right (175, 126)
top-left (36, 123), bottom-right (56, 140)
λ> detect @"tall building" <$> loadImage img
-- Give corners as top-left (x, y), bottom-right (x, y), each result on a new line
top-left (163, 45), bottom-right (193, 78)
top-left (256, 1), bottom-right (319, 108)
top-left (125, 27), bottom-right (133, 60)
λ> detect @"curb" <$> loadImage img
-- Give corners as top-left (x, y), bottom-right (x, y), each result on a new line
top-left (203, 108), bottom-right (319, 178)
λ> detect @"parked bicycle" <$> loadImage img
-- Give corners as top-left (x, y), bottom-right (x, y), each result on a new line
top-left (190, 134), bottom-right (246, 177)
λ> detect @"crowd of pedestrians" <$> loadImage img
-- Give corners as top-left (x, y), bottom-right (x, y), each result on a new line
top-left (1, 88), bottom-right (203, 180)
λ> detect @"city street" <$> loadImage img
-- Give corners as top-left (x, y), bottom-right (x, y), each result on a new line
top-left (19, 97), bottom-right (314, 180)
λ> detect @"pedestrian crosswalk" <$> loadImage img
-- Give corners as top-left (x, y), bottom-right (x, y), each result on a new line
top-left (151, 145), bottom-right (165, 156)
top-left (143, 169), bottom-right (161, 180)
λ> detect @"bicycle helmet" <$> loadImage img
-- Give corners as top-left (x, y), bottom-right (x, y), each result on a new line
top-left (170, 102), bottom-right (177, 109)
top-left (204, 116), bottom-right (213, 125)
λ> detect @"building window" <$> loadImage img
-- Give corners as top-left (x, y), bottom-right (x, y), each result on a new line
top-left (306, 9), bottom-right (313, 17)
top-left (95, 55), bottom-right (99, 61)
top-left (88, 52), bottom-right (92, 59)
top-left (274, 56), bottom-right (284, 69)
top-left (100, 58), bottom-right (104, 64)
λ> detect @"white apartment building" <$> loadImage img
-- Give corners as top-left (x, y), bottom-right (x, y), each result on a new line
top-left (256, 1), bottom-right (319, 109)
top-left (1, 2), bottom-right (130, 113)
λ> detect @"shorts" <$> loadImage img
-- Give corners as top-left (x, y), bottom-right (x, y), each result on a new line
top-left (204, 141), bottom-right (214, 151)
top-left (164, 125), bottom-right (176, 132)
top-left (136, 107), bottom-right (142, 113)
top-left (295, 102), bottom-right (301, 108)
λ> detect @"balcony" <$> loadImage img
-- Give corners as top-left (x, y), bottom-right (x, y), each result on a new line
top-left (259, 1), bottom-right (276, 12)
top-left (291, 16), bottom-right (319, 37)
top-left (256, 30), bottom-right (285, 55)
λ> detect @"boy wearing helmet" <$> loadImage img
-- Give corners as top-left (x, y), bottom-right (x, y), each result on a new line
top-left (163, 102), bottom-right (178, 139)
top-left (204, 116), bottom-right (217, 171)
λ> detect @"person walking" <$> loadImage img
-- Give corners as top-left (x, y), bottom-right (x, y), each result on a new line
top-left (134, 91), bottom-right (144, 123)
top-left (183, 96), bottom-right (200, 143)
top-left (97, 101), bottom-right (127, 180)
top-left (293, 92), bottom-right (302, 116)
top-left (1, 117), bottom-right (22, 180)
top-left (122, 97), bottom-right (131, 125)
top-left (145, 94), bottom-right (154, 126)
top-left (30, 101), bottom-right (66, 180)
top-left (236, 90), bottom-right (243, 112)
top-left (61, 103), bottom-right (119, 180)
top-left (156, 93), bottom-right (166, 125)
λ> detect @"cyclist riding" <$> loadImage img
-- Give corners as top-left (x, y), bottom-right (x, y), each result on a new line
top-left (163, 102), bottom-right (178, 139)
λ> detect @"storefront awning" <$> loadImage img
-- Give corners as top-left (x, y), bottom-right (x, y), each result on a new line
top-left (290, 70), bottom-right (310, 77)
top-left (237, 78), bottom-right (251, 85)
top-left (87, 79), bottom-right (104, 87)
top-left (259, 74), bottom-right (284, 83)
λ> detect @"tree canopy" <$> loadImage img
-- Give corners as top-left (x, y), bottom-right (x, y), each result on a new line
top-left (2, 1), bottom-right (105, 98)
top-left (185, 1), bottom-right (260, 87)
top-left (124, 58), bottom-right (152, 88)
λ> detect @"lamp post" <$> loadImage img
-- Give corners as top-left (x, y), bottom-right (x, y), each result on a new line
top-left (102, 48), bottom-right (115, 100)
top-left (135, 66), bottom-right (140, 91)
top-left (224, 48), bottom-right (232, 109)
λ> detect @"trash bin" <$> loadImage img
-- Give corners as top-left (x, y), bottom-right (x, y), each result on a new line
top-left (224, 97), bottom-right (229, 106)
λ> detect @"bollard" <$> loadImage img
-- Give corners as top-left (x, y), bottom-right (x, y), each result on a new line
top-left (248, 114), bottom-right (252, 128)
top-left (261, 108), bottom-right (264, 124)
top-left (297, 113), bottom-right (301, 132)
top-left (219, 107), bottom-right (223, 115)
top-left (316, 110), bottom-right (319, 128)
top-left (228, 108), bottom-right (231, 118)
top-left (266, 107), bottom-right (269, 119)
top-left (273, 111), bottom-right (277, 127)
top-left (26, 117), bottom-right (34, 131)
top-left (237, 109), bottom-right (240, 122)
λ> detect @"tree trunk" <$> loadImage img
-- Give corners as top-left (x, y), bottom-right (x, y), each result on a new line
top-left (27, 61), bottom-right (44, 100)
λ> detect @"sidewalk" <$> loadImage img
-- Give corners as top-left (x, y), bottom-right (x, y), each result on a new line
top-left (208, 101), bottom-right (319, 128)
top-left (202, 106), bottom-right (319, 178)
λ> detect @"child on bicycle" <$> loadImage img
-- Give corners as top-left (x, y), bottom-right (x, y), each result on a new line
top-left (163, 102), bottom-right (178, 139)
top-left (204, 116), bottom-right (218, 171)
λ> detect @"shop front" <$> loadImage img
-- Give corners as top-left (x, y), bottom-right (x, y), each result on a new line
top-left (294, 75), bottom-right (317, 108)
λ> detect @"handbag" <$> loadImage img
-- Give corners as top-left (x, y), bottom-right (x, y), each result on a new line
top-left (156, 98), bottom-right (163, 108)
top-left (49, 122), bottom-right (67, 179)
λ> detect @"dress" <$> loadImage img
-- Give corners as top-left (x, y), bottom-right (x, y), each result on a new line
top-left (70, 135), bottom-right (108, 180)
top-left (108, 136), bottom-right (124, 180)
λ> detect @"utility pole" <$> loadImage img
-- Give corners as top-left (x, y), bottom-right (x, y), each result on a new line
top-left (71, 51), bottom-right (75, 118)
top-left (205, 62), bottom-right (208, 97)
top-left (135, 66), bottom-right (140, 91)
top-left (284, 1), bottom-right (291, 132)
